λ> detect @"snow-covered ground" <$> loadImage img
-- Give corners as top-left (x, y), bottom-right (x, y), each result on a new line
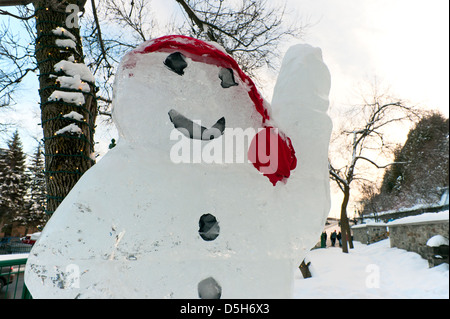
top-left (294, 239), bottom-right (449, 299)
top-left (2, 241), bottom-right (449, 299)
top-left (0, 253), bottom-right (29, 262)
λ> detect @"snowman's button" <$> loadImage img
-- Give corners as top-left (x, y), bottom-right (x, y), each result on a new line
top-left (198, 277), bottom-right (222, 299)
top-left (198, 214), bottom-right (220, 241)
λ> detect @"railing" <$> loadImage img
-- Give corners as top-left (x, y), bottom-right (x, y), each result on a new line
top-left (0, 257), bottom-right (32, 299)
top-left (0, 237), bottom-right (34, 254)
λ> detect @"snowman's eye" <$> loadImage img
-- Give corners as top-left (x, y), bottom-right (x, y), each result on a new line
top-left (164, 52), bottom-right (188, 75)
top-left (219, 68), bottom-right (238, 88)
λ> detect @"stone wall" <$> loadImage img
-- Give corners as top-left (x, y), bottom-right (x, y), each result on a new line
top-left (352, 224), bottom-right (388, 245)
top-left (388, 220), bottom-right (449, 260)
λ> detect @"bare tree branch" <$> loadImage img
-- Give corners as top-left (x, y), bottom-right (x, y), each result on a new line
top-left (175, 0), bottom-right (205, 31)
top-left (328, 161), bottom-right (347, 193)
top-left (354, 156), bottom-right (409, 169)
top-left (0, 0), bottom-right (34, 6)
top-left (90, 0), bottom-right (111, 70)
top-left (176, 0), bottom-right (304, 77)
top-left (0, 12), bottom-right (36, 106)
top-left (0, 8), bottom-right (35, 19)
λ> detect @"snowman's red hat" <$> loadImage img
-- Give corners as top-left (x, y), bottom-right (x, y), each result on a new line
top-left (130, 35), bottom-right (270, 122)
top-left (125, 35), bottom-right (297, 185)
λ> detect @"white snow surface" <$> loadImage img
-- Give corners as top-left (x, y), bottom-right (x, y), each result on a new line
top-left (54, 60), bottom-right (95, 83)
top-left (55, 123), bottom-right (82, 135)
top-left (365, 203), bottom-right (448, 219)
top-left (25, 39), bottom-right (332, 298)
top-left (387, 210), bottom-right (449, 226)
top-left (0, 253), bottom-right (29, 262)
top-left (427, 235), bottom-right (449, 247)
top-left (56, 74), bottom-right (90, 92)
top-left (352, 222), bottom-right (386, 229)
top-left (48, 90), bottom-right (85, 105)
top-left (7, 238), bottom-right (450, 298)
top-left (51, 27), bottom-right (76, 42)
top-left (63, 111), bottom-right (84, 121)
top-left (294, 239), bottom-right (449, 299)
top-left (55, 38), bottom-right (77, 51)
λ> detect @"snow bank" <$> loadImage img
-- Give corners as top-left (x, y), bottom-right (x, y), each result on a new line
top-left (294, 239), bottom-right (449, 299)
top-left (427, 235), bottom-right (449, 247)
top-left (0, 253), bottom-right (29, 262)
top-left (387, 210), bottom-right (449, 226)
top-left (365, 203), bottom-right (448, 218)
top-left (352, 222), bottom-right (386, 229)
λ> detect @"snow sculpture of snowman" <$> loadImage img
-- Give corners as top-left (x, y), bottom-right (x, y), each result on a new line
top-left (25, 35), bottom-right (332, 298)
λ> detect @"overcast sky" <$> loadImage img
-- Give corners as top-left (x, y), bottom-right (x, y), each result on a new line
top-left (287, 0), bottom-right (449, 115)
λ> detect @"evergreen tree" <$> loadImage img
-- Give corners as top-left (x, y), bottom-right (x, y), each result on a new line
top-left (361, 112), bottom-right (449, 213)
top-left (0, 131), bottom-right (29, 232)
top-left (25, 145), bottom-right (49, 230)
top-left (0, 147), bottom-right (8, 220)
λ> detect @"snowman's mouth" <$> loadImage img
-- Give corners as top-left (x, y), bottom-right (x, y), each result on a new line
top-left (168, 109), bottom-right (225, 140)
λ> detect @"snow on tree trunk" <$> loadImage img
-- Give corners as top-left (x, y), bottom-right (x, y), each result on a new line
top-left (34, 0), bottom-right (97, 214)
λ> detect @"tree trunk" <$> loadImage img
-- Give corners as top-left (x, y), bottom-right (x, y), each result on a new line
top-left (340, 185), bottom-right (354, 253)
top-left (299, 260), bottom-right (312, 279)
top-left (34, 0), bottom-right (97, 215)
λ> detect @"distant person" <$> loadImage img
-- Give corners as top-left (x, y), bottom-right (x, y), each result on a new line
top-left (330, 230), bottom-right (337, 247)
top-left (337, 232), bottom-right (342, 247)
top-left (321, 231), bottom-right (327, 248)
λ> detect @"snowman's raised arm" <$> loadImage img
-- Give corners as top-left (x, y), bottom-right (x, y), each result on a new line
top-left (271, 44), bottom-right (332, 178)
